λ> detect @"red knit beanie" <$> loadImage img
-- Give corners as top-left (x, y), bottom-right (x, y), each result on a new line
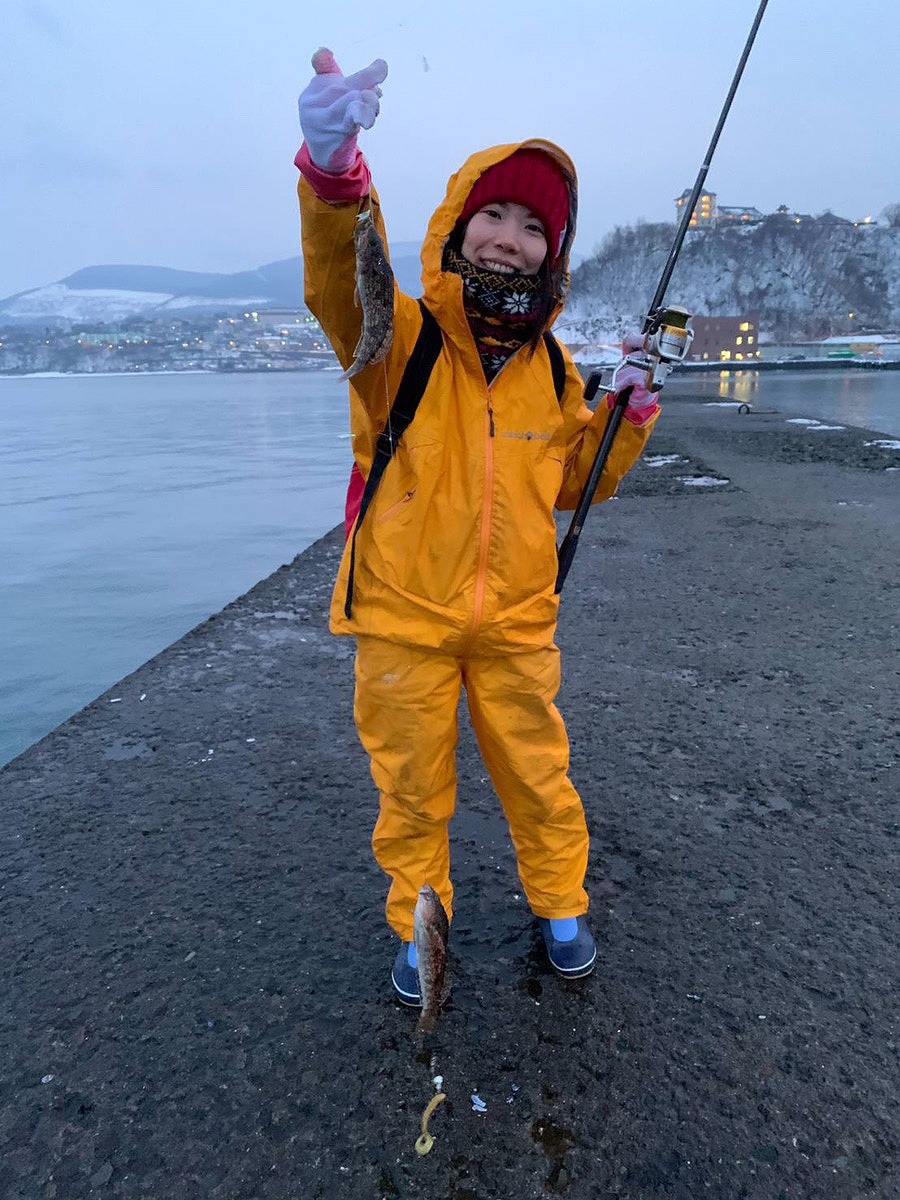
top-left (459, 149), bottom-right (569, 264)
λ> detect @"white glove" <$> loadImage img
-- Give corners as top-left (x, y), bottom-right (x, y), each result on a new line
top-left (298, 47), bottom-right (388, 173)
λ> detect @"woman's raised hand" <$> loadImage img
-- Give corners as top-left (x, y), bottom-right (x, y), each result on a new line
top-left (298, 47), bottom-right (388, 173)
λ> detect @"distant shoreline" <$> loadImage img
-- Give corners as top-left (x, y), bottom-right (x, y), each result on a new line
top-left (577, 357), bottom-right (900, 375)
top-left (0, 366), bottom-right (342, 380)
top-left (4, 359), bottom-right (900, 381)
top-left (677, 358), bottom-right (900, 374)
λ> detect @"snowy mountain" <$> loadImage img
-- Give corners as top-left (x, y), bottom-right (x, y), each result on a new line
top-left (0, 245), bottom-right (426, 328)
top-left (560, 214), bottom-right (900, 342)
top-left (7, 216), bottom-right (896, 339)
top-left (0, 261), bottom-right (300, 327)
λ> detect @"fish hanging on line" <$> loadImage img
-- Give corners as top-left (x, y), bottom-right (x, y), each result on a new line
top-left (413, 883), bottom-right (449, 1039)
top-left (411, 884), bottom-right (450, 1155)
top-left (340, 206), bottom-right (395, 380)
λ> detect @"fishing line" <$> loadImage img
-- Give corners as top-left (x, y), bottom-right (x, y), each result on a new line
top-left (555, 0), bottom-right (770, 593)
top-left (342, 20), bottom-right (406, 50)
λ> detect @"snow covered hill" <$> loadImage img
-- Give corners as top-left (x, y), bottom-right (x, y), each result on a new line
top-left (7, 217), bottom-right (895, 340)
top-left (562, 215), bottom-right (900, 342)
top-left (0, 261), bottom-right (298, 327)
top-left (0, 246), bottom-right (425, 328)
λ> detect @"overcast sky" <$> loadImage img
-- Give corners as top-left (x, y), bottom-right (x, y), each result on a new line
top-left (2, 0), bottom-right (897, 298)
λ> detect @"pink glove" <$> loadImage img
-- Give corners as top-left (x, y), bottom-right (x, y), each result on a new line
top-left (298, 48), bottom-right (388, 173)
top-left (607, 334), bottom-right (659, 424)
top-left (612, 362), bottom-right (655, 409)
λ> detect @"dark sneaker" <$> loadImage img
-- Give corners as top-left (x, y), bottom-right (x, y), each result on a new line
top-left (537, 917), bottom-right (597, 979)
top-left (391, 943), bottom-right (421, 1007)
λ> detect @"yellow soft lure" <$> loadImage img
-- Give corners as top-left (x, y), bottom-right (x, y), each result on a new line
top-left (414, 1092), bottom-right (447, 1155)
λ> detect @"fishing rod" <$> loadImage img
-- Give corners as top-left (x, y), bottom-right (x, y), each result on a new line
top-left (555, 0), bottom-right (770, 593)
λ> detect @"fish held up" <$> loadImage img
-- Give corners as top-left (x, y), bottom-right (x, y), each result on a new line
top-left (340, 207), bottom-right (394, 380)
top-left (413, 884), bottom-right (449, 1038)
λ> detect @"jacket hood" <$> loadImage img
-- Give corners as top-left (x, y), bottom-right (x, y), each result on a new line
top-left (420, 139), bottom-right (578, 333)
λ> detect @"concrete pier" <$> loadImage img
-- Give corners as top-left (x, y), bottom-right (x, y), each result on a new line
top-left (1, 398), bottom-right (898, 1199)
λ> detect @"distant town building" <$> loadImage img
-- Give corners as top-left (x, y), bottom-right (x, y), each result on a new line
top-left (774, 204), bottom-right (813, 225)
top-left (718, 205), bottom-right (765, 226)
top-left (689, 315), bottom-right (760, 363)
top-left (675, 188), bottom-right (717, 228)
top-left (676, 193), bottom-right (841, 230)
top-left (255, 308), bottom-right (312, 329)
top-left (816, 212), bottom-right (854, 228)
top-left (821, 335), bottom-right (884, 358)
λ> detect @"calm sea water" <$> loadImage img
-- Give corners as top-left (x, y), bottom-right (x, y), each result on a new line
top-left (1, 371), bottom-right (350, 767)
top-left (668, 367), bottom-right (900, 436)
top-left (1, 366), bottom-right (898, 768)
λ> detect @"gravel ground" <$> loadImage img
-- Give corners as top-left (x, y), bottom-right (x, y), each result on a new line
top-left (1, 396), bottom-right (898, 1200)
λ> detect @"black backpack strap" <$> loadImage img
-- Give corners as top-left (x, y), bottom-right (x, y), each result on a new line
top-left (344, 299), bottom-right (443, 617)
top-left (543, 331), bottom-right (566, 405)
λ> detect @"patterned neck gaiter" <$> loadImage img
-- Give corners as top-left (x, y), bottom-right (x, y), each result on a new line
top-left (442, 245), bottom-right (544, 381)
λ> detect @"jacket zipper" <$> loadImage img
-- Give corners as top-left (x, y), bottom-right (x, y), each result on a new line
top-left (461, 391), bottom-right (496, 651)
top-left (459, 347), bottom-right (524, 651)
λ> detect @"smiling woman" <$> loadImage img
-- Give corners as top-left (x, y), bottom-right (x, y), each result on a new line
top-left (446, 147), bottom-right (572, 355)
top-left (461, 202), bottom-right (548, 276)
top-left (458, 147), bottom-right (569, 267)
top-left (293, 47), bottom-right (663, 1004)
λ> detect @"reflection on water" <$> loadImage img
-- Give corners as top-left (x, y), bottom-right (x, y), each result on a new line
top-left (670, 368), bottom-right (900, 437)
top-left (717, 371), bottom-right (760, 403)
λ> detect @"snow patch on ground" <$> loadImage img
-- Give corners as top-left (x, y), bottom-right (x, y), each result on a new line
top-left (644, 455), bottom-right (686, 467)
top-left (677, 476), bottom-right (730, 487)
top-left (786, 418), bottom-right (845, 431)
top-left (865, 439), bottom-right (900, 450)
top-left (704, 402), bottom-right (743, 408)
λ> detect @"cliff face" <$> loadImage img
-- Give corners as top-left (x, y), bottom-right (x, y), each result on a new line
top-left (563, 215), bottom-right (900, 340)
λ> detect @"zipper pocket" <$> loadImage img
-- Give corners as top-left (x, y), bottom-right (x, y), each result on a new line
top-left (376, 488), bottom-right (416, 524)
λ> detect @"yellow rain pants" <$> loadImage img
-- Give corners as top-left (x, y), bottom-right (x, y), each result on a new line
top-left (355, 635), bottom-right (589, 940)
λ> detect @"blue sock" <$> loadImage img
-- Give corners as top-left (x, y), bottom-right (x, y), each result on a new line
top-left (407, 941), bottom-right (418, 968)
top-left (549, 917), bottom-right (578, 942)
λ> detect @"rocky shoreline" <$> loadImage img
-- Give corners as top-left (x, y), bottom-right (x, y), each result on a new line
top-left (1, 395), bottom-right (898, 1199)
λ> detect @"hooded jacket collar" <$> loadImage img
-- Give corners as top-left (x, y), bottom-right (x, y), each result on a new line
top-left (419, 139), bottom-right (578, 344)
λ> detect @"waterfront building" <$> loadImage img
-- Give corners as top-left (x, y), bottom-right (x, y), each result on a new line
top-left (821, 335), bottom-right (886, 358)
top-left (689, 315), bottom-right (760, 362)
top-left (758, 334), bottom-right (900, 362)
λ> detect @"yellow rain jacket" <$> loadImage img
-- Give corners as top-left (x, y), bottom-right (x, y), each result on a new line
top-left (298, 139), bottom-right (658, 655)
